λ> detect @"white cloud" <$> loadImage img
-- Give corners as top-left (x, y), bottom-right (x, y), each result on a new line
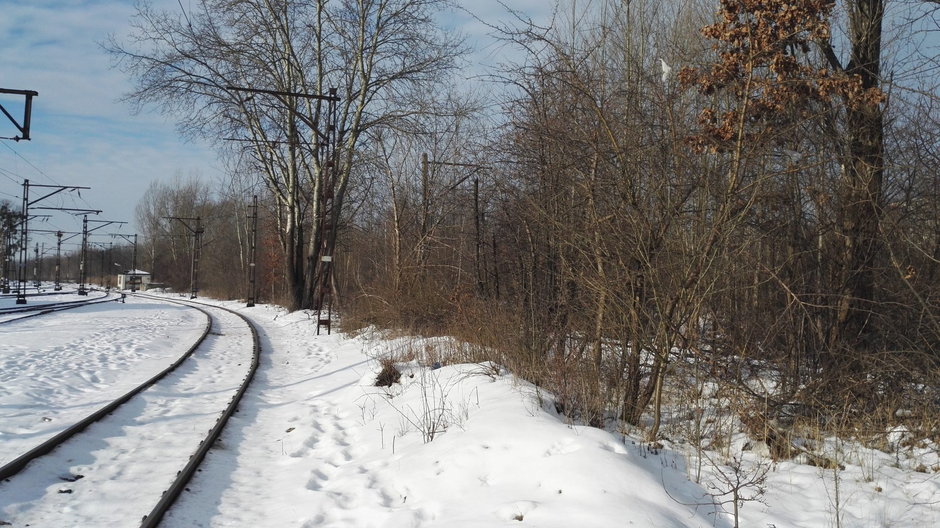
top-left (1, 0), bottom-right (220, 236)
top-left (1, 0), bottom-right (553, 237)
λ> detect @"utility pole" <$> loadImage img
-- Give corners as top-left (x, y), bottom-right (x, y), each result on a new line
top-left (422, 157), bottom-right (488, 295)
top-left (421, 153), bottom-right (430, 252)
top-left (191, 219), bottom-right (202, 299)
top-left (110, 233), bottom-right (138, 291)
top-left (474, 176), bottom-right (483, 296)
top-left (32, 229), bottom-right (82, 292)
top-left (55, 231), bottom-right (62, 290)
top-left (1, 225), bottom-right (26, 294)
top-left (226, 84), bottom-right (340, 331)
top-left (2, 89), bottom-right (39, 295)
top-left (13, 180), bottom-right (92, 303)
top-left (79, 216), bottom-right (88, 295)
top-left (15, 180), bottom-right (28, 303)
top-left (132, 234), bottom-right (137, 291)
top-left (1, 230), bottom-right (11, 293)
top-left (33, 243), bottom-right (40, 287)
top-left (75, 217), bottom-right (124, 295)
top-left (94, 242), bottom-right (113, 289)
top-left (247, 195), bottom-right (258, 307)
top-left (107, 242), bottom-right (113, 289)
top-left (165, 216), bottom-right (203, 298)
top-left (307, 88), bottom-right (340, 335)
top-left (8, 213), bottom-right (50, 299)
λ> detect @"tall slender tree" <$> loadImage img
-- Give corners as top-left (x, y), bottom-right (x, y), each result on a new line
top-left (110, 0), bottom-right (464, 310)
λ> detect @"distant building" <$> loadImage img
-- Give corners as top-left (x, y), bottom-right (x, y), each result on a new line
top-left (117, 269), bottom-right (151, 291)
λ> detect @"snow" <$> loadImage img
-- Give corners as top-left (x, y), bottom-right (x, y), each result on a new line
top-left (1, 290), bottom-right (938, 527)
top-left (0, 297), bottom-right (205, 463)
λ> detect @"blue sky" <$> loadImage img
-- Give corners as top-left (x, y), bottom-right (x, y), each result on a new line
top-left (0, 0), bottom-right (555, 248)
top-left (1, 0), bottom-right (228, 246)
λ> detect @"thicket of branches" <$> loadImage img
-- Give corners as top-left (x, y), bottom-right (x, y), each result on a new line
top-left (108, 0), bottom-right (464, 310)
top-left (111, 0), bottom-right (938, 442)
top-left (340, 0), bottom-right (940, 439)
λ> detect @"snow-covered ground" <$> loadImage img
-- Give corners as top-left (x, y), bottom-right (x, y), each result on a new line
top-left (1, 290), bottom-right (937, 527)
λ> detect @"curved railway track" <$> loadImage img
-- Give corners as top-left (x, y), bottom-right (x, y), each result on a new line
top-left (0, 294), bottom-right (261, 527)
top-left (0, 290), bottom-right (117, 325)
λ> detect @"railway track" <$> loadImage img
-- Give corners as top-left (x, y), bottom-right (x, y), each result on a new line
top-left (0, 290), bottom-right (117, 325)
top-left (0, 294), bottom-right (261, 527)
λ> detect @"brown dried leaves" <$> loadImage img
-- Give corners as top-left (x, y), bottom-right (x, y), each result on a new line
top-left (682, 0), bottom-right (884, 153)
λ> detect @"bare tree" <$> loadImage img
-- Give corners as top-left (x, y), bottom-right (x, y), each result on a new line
top-left (135, 174), bottom-right (213, 289)
top-left (109, 0), bottom-right (465, 310)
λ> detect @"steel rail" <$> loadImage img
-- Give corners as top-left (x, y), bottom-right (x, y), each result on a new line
top-left (0, 294), bottom-right (261, 528)
top-left (0, 288), bottom-right (79, 299)
top-left (0, 300), bottom-right (213, 480)
top-left (0, 294), bottom-right (119, 325)
top-left (0, 290), bottom-right (110, 315)
top-left (132, 294), bottom-right (261, 528)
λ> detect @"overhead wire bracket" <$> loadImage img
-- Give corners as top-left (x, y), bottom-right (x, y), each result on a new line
top-left (0, 88), bottom-right (38, 141)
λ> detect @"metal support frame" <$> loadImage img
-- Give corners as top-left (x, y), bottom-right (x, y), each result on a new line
top-left (131, 233), bottom-right (138, 292)
top-left (0, 88), bottom-right (38, 142)
top-left (314, 88), bottom-right (339, 335)
top-left (78, 216), bottom-right (89, 295)
top-left (13, 180), bottom-right (93, 302)
top-left (33, 243), bottom-right (40, 287)
top-left (109, 232), bottom-right (139, 291)
top-left (247, 196), bottom-right (258, 307)
top-left (422, 157), bottom-right (488, 296)
top-left (77, 216), bottom-right (124, 295)
top-left (24, 228), bottom-right (74, 291)
top-left (15, 181), bottom-right (28, 303)
top-left (165, 216), bottom-right (203, 298)
top-left (1, 230), bottom-right (12, 293)
top-left (226, 84), bottom-right (340, 332)
top-left (190, 220), bottom-right (202, 299)
top-left (54, 231), bottom-right (62, 290)
top-left (86, 241), bottom-right (113, 289)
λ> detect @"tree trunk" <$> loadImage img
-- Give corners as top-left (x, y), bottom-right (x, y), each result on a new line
top-left (829, 0), bottom-right (885, 370)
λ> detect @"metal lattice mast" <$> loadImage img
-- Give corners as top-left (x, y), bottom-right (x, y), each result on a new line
top-left (131, 234), bottom-right (138, 292)
top-left (75, 217), bottom-right (124, 295)
top-left (78, 215), bottom-right (89, 295)
top-left (108, 232), bottom-right (139, 291)
top-left (33, 243), bottom-right (40, 287)
top-left (14, 180), bottom-right (93, 301)
top-left (225, 84), bottom-right (341, 330)
top-left (191, 217), bottom-right (202, 299)
top-left (15, 180), bottom-right (29, 303)
top-left (247, 195), bottom-right (258, 307)
top-left (165, 216), bottom-right (203, 298)
top-left (54, 231), bottom-right (62, 291)
top-left (315, 88), bottom-right (339, 335)
top-left (2, 230), bottom-right (12, 293)
top-left (2, 88), bottom-right (39, 298)
top-left (0, 88), bottom-right (38, 142)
